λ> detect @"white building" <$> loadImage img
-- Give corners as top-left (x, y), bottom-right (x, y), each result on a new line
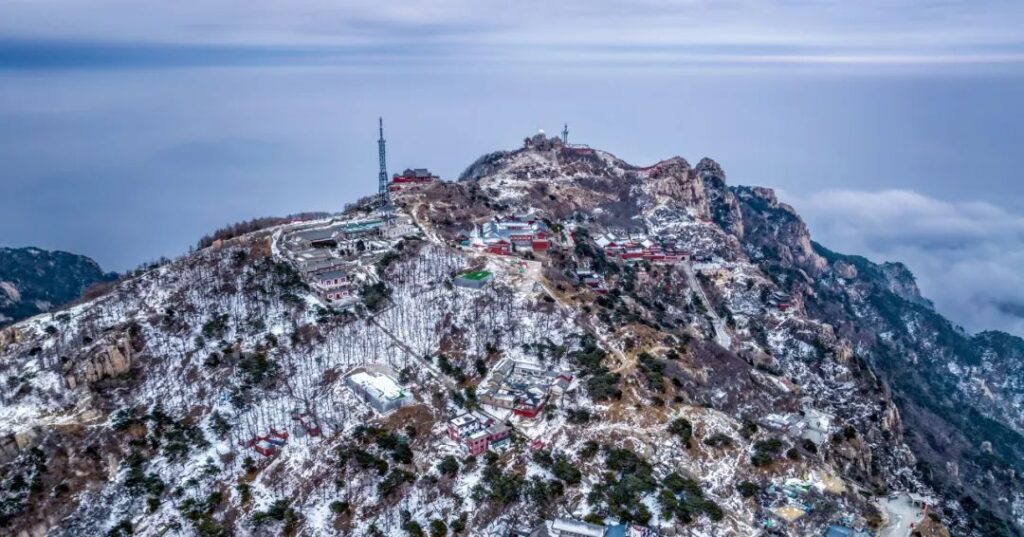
top-left (546, 518), bottom-right (606, 537)
top-left (344, 367), bottom-right (414, 414)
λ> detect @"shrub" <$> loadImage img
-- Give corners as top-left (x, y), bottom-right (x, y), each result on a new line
top-left (359, 282), bottom-right (392, 311)
top-left (579, 441), bottom-right (600, 460)
top-left (449, 513), bottom-right (468, 534)
top-left (552, 456), bottom-right (582, 485)
top-left (379, 469), bottom-right (415, 498)
top-left (391, 442), bottom-right (414, 465)
top-left (737, 481), bottom-right (760, 498)
top-left (201, 314), bottom-right (230, 339)
top-left (403, 520), bottom-right (424, 537)
top-left (703, 433), bottom-right (734, 449)
top-left (471, 462), bottom-right (523, 506)
top-left (532, 449), bottom-right (554, 468)
top-left (668, 418), bottom-right (693, 448)
top-left (251, 499), bottom-right (298, 530)
top-left (329, 501), bottom-right (350, 515)
top-left (566, 408), bottom-right (591, 424)
top-left (438, 456), bottom-right (459, 477)
top-left (739, 419), bottom-right (758, 440)
top-left (236, 483), bottom-right (252, 504)
top-left (751, 438), bottom-right (784, 467)
top-left (596, 448), bottom-right (658, 523)
top-left (637, 352), bottom-right (666, 392)
top-left (106, 519), bottom-right (133, 537)
top-left (429, 519), bottom-right (447, 537)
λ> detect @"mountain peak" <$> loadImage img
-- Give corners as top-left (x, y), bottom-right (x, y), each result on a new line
top-left (2, 139), bottom-right (1021, 537)
top-left (696, 157), bottom-right (725, 180)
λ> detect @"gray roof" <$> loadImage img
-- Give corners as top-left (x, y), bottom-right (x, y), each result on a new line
top-left (317, 270), bottom-right (347, 280)
top-left (295, 228), bottom-right (335, 242)
top-left (551, 518), bottom-right (606, 537)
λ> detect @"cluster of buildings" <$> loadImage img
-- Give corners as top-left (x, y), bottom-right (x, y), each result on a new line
top-left (760, 473), bottom-right (861, 532)
top-left (461, 216), bottom-right (551, 255)
top-left (593, 234), bottom-right (687, 264)
top-left (575, 269), bottom-right (608, 294)
top-left (762, 404), bottom-right (834, 446)
top-left (242, 366), bottom-right (411, 457)
top-left (388, 168), bottom-right (439, 192)
top-left (291, 410), bottom-right (322, 437)
top-left (281, 216), bottom-right (416, 306)
top-left (479, 359), bottom-right (572, 419)
top-left (246, 426), bottom-right (289, 457)
top-left (344, 366), bottom-right (415, 414)
top-left (768, 477), bottom-right (820, 523)
top-left (768, 290), bottom-right (794, 312)
top-left (292, 218), bottom-right (386, 250)
top-left (446, 411), bottom-right (511, 456)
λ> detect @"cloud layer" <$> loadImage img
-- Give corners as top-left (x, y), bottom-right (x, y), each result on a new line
top-left (3, 1), bottom-right (1024, 67)
top-left (787, 189), bottom-right (1024, 336)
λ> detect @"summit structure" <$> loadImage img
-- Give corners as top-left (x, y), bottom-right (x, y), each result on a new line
top-left (377, 117), bottom-right (389, 207)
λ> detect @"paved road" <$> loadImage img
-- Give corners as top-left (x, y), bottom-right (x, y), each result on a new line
top-left (682, 263), bottom-right (732, 349)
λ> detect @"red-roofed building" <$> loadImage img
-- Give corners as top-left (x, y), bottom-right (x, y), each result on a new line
top-left (390, 168), bottom-right (438, 191)
top-left (447, 412), bottom-right (511, 456)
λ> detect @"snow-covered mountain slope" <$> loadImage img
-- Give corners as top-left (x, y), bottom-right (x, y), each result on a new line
top-left (0, 133), bottom-right (1019, 536)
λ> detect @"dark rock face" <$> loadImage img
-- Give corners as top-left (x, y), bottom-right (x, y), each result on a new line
top-left (696, 158), bottom-right (744, 238)
top-left (0, 247), bottom-right (116, 325)
top-left (728, 185), bottom-right (826, 277)
top-left (728, 194), bottom-right (1024, 536)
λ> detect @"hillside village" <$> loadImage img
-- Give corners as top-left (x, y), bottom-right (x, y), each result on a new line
top-left (0, 127), bottom-right (997, 537)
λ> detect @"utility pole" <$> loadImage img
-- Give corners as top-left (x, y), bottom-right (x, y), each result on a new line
top-left (377, 117), bottom-right (389, 209)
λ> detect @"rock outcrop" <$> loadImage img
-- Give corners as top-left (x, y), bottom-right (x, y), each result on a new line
top-left (64, 334), bottom-right (134, 389)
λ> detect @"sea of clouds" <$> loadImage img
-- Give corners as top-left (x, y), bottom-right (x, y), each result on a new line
top-left (787, 189), bottom-right (1024, 337)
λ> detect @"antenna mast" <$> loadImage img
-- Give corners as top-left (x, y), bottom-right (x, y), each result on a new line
top-left (377, 117), bottom-right (389, 208)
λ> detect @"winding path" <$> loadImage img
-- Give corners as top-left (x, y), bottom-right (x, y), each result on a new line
top-left (682, 263), bottom-right (732, 349)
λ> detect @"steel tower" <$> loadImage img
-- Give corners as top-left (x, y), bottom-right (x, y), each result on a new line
top-left (377, 117), bottom-right (388, 207)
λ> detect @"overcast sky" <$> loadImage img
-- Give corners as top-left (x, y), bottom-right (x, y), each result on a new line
top-left (1, 1), bottom-right (1023, 335)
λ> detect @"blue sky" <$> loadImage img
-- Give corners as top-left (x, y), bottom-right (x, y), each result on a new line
top-left (1, 1), bottom-right (1024, 335)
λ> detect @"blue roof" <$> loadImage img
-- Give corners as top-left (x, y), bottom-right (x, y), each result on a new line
top-left (605, 524), bottom-right (627, 537)
top-left (825, 526), bottom-right (854, 537)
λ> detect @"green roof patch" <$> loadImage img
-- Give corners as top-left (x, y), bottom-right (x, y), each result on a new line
top-left (460, 270), bottom-right (492, 281)
top-left (454, 270), bottom-right (493, 289)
